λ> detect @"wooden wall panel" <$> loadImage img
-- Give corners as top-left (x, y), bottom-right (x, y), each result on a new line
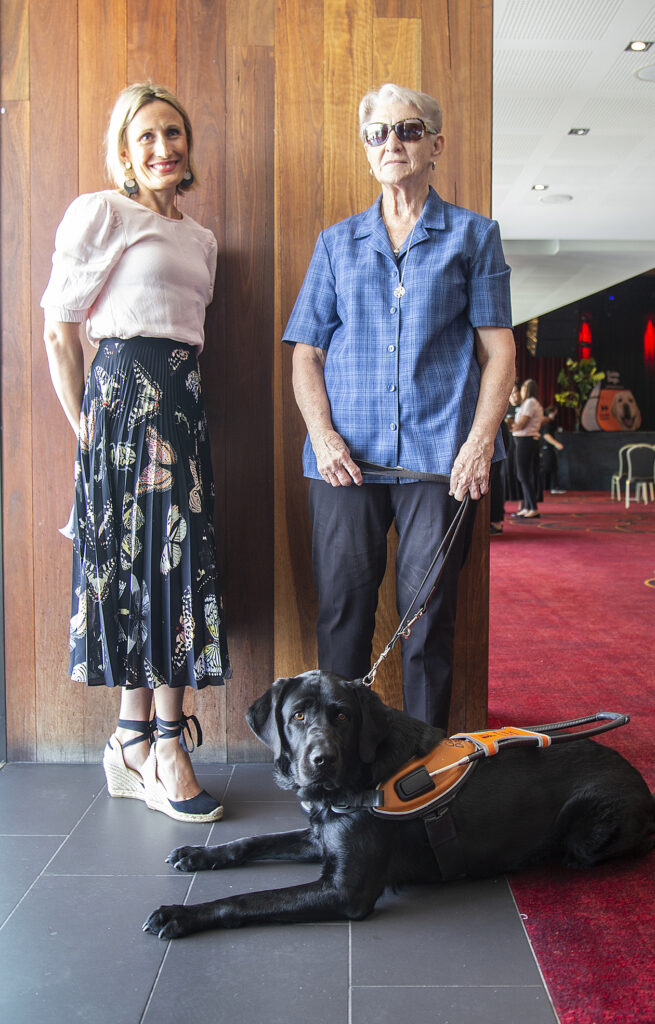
top-left (0, 0), bottom-right (29, 99)
top-left (127, 0), bottom-right (177, 86)
top-left (323, 0), bottom-right (374, 224)
top-left (176, 0), bottom-right (229, 761)
top-left (273, 0), bottom-right (324, 681)
top-left (1, 97), bottom-right (34, 759)
top-left (78, 0), bottom-right (126, 197)
top-left (2, 0), bottom-right (495, 761)
top-left (223, 43), bottom-right (275, 759)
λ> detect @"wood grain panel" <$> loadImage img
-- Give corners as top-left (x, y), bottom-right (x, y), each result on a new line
top-left (446, 0), bottom-right (493, 214)
top-left (2, 99), bottom-right (35, 760)
top-left (78, 0), bottom-right (126, 195)
top-left (223, 44), bottom-right (275, 759)
top-left (372, 17), bottom-right (421, 89)
top-left (177, 0), bottom-right (229, 761)
top-left (324, 0), bottom-right (375, 225)
top-left (422, 0), bottom-right (493, 213)
top-left (274, 0), bottom-right (324, 682)
top-left (127, 0), bottom-right (177, 87)
top-left (1, 0), bottom-right (29, 99)
top-left (29, 0), bottom-right (87, 759)
top-left (226, 0), bottom-right (274, 46)
top-left (375, 0), bottom-right (421, 16)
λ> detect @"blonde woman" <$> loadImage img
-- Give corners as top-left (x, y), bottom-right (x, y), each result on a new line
top-left (41, 84), bottom-right (230, 822)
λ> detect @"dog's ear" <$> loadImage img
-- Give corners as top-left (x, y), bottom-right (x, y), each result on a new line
top-left (246, 677), bottom-right (294, 759)
top-left (353, 683), bottom-right (391, 764)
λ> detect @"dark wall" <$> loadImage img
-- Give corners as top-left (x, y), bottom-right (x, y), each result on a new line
top-left (579, 274), bottom-right (655, 431)
top-left (514, 271), bottom-right (655, 432)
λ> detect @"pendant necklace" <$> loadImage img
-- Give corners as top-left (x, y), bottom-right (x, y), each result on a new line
top-left (392, 220), bottom-right (418, 299)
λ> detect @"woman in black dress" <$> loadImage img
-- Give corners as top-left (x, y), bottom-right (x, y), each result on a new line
top-left (41, 83), bottom-right (230, 823)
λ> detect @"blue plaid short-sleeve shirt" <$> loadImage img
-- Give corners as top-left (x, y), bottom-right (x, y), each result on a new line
top-left (283, 188), bottom-right (512, 481)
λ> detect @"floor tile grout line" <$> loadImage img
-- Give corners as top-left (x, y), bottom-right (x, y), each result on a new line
top-left (0, 787), bottom-right (106, 933)
top-left (139, 846), bottom-right (204, 1021)
top-left (506, 876), bottom-right (561, 1023)
top-left (0, 833), bottom-right (68, 838)
top-left (350, 984), bottom-right (549, 990)
top-left (348, 921), bottom-right (353, 1024)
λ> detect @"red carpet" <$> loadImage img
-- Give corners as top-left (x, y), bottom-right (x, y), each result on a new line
top-left (489, 493), bottom-right (655, 1023)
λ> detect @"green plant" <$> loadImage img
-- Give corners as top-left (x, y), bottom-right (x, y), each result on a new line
top-left (555, 357), bottom-right (605, 428)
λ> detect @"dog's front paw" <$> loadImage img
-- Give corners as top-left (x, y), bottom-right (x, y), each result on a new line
top-left (143, 904), bottom-right (195, 940)
top-left (166, 845), bottom-right (212, 872)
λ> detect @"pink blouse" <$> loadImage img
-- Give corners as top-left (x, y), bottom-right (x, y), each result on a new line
top-left (41, 190), bottom-right (217, 351)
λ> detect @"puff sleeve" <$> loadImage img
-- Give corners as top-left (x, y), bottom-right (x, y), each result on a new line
top-left (41, 193), bottom-right (127, 322)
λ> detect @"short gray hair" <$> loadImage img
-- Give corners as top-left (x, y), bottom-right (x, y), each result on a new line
top-left (105, 82), bottom-right (198, 194)
top-left (358, 83), bottom-right (443, 137)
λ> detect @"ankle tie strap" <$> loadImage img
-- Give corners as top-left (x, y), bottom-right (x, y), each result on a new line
top-left (155, 713), bottom-right (203, 753)
top-left (116, 718), bottom-right (157, 749)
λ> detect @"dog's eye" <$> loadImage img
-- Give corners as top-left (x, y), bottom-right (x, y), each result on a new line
top-left (293, 711), bottom-right (305, 721)
top-left (337, 712), bottom-right (348, 721)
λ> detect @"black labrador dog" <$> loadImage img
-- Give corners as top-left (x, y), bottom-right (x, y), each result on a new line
top-left (143, 671), bottom-right (655, 940)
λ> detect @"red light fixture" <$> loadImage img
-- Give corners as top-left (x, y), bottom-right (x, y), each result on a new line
top-left (644, 319), bottom-right (655, 367)
top-left (578, 319), bottom-right (592, 359)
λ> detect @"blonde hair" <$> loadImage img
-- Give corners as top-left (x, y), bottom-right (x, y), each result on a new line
top-left (358, 83), bottom-right (443, 136)
top-left (105, 82), bottom-right (198, 195)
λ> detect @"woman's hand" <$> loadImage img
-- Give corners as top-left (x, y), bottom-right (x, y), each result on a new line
top-left (310, 429), bottom-right (362, 487)
top-left (291, 342), bottom-right (362, 487)
top-left (43, 320), bottom-right (85, 436)
top-left (449, 437), bottom-right (494, 502)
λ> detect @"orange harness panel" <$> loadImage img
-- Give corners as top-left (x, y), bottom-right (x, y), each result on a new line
top-left (372, 726), bottom-right (552, 819)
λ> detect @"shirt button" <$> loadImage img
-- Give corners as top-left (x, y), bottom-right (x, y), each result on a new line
top-left (389, 307), bottom-right (396, 314)
top-left (390, 423), bottom-right (397, 431)
top-left (388, 344), bottom-right (395, 352)
top-left (387, 384), bottom-right (396, 392)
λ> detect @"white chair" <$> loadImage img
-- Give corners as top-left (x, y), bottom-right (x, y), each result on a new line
top-left (624, 444), bottom-right (655, 509)
top-left (610, 444), bottom-right (633, 502)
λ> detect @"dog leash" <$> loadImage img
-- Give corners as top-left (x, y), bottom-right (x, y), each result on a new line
top-left (353, 461), bottom-right (471, 687)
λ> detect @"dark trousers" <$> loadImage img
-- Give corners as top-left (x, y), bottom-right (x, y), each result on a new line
top-left (308, 480), bottom-right (475, 730)
top-left (514, 436), bottom-right (539, 511)
top-left (540, 447), bottom-right (559, 491)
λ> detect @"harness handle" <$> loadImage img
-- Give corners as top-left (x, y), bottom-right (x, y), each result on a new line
top-left (529, 711), bottom-right (629, 743)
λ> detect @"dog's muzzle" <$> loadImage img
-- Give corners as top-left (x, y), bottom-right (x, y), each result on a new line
top-left (297, 731), bottom-right (344, 789)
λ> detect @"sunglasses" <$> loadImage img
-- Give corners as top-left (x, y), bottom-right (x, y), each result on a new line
top-left (362, 118), bottom-right (437, 147)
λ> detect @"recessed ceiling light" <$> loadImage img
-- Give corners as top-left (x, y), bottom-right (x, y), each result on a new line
top-left (531, 184), bottom-right (548, 191)
top-left (568, 128), bottom-right (590, 136)
top-left (626, 40), bottom-right (653, 51)
top-left (636, 64), bottom-right (655, 82)
top-left (539, 193), bottom-right (573, 205)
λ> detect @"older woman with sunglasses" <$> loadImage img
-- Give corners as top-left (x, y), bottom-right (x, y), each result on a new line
top-left (283, 83), bottom-right (515, 730)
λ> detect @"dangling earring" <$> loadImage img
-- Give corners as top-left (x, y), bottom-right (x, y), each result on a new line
top-left (431, 161), bottom-right (436, 170)
top-left (123, 161), bottom-right (138, 196)
top-left (181, 168), bottom-right (194, 188)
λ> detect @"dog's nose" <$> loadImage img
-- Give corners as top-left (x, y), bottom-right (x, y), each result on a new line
top-left (310, 747), bottom-right (337, 768)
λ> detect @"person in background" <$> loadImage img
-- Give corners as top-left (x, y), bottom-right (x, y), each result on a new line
top-left (41, 83), bottom-right (230, 823)
top-left (540, 405), bottom-right (566, 494)
top-left (511, 378), bottom-right (543, 519)
top-left (284, 82), bottom-right (515, 729)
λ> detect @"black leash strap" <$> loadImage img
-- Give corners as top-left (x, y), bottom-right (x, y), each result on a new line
top-left (355, 460), bottom-right (451, 485)
top-left (355, 461), bottom-right (470, 687)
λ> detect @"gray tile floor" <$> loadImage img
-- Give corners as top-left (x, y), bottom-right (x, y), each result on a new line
top-left (0, 762), bottom-right (558, 1024)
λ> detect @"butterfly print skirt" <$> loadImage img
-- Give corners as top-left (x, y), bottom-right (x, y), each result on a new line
top-left (68, 336), bottom-right (231, 688)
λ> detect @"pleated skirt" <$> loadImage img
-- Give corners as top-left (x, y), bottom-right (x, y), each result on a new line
top-left (68, 336), bottom-right (231, 689)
